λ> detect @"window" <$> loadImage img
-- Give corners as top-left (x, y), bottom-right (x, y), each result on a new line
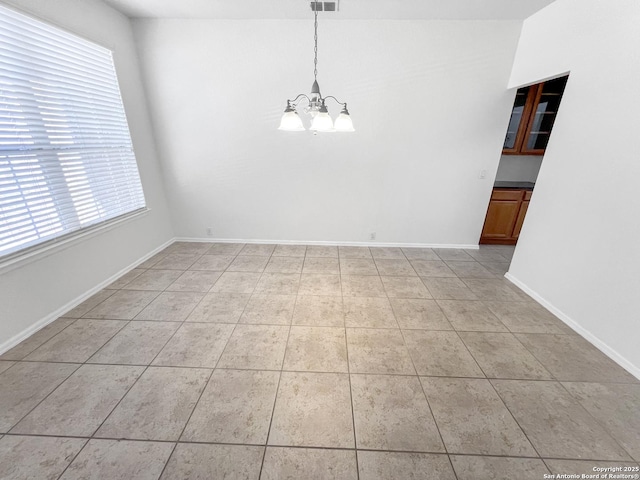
top-left (0, 5), bottom-right (146, 258)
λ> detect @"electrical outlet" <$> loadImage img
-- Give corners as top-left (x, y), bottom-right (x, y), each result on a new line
top-left (369, 232), bottom-right (377, 240)
top-left (206, 227), bottom-right (213, 237)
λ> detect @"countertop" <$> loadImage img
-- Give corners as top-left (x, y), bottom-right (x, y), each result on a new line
top-left (493, 181), bottom-right (535, 190)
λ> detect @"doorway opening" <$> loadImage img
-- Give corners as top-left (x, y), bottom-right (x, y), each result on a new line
top-left (480, 75), bottom-right (568, 245)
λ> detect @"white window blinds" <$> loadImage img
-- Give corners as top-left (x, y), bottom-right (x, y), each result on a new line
top-left (0, 5), bottom-right (146, 258)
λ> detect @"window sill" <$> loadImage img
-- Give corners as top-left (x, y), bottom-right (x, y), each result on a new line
top-left (0, 208), bottom-right (151, 275)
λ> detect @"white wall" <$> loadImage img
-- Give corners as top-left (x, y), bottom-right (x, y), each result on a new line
top-left (507, 0), bottom-right (640, 376)
top-left (0, 0), bottom-right (174, 351)
top-left (495, 155), bottom-right (543, 183)
top-left (133, 19), bottom-right (522, 245)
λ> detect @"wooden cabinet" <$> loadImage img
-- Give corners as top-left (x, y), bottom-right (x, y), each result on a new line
top-left (512, 191), bottom-right (531, 239)
top-left (480, 189), bottom-right (531, 245)
top-left (503, 76), bottom-right (568, 155)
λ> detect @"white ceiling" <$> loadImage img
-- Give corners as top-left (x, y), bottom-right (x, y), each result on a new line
top-left (101, 0), bottom-right (556, 20)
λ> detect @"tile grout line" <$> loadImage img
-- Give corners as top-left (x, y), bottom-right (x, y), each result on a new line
top-left (554, 380), bottom-right (637, 462)
top-left (54, 437), bottom-right (90, 480)
top-left (485, 377), bottom-right (546, 462)
top-left (156, 366), bottom-right (215, 477)
top-left (5, 316), bottom-right (133, 436)
top-left (75, 260), bottom-right (216, 477)
top-left (342, 263), bottom-right (361, 480)
top-left (157, 246), bottom-right (253, 478)
top-left (168, 310), bottom-right (572, 333)
top-left (47, 317), bottom-right (581, 335)
top-left (24, 317), bottom-right (130, 362)
top-left (446, 320), bottom-right (547, 464)
top-left (10, 356), bottom-right (640, 382)
top-left (3, 363), bottom-right (82, 436)
top-left (396, 327), bottom-right (457, 478)
top-left (337, 245), bottom-right (366, 398)
top-left (84, 249), bottom-right (213, 438)
top-left (3, 429), bottom-right (636, 464)
top-left (449, 329), bottom-right (489, 380)
top-left (83, 289), bottom-right (163, 319)
top-left (210, 251), bottom-right (278, 479)
top-left (43, 285), bottom-right (157, 480)
top-left (253, 333), bottom-right (292, 474)
top-left (0, 317), bottom-right (81, 363)
top-left (84, 319), bottom-right (136, 364)
top-left (508, 331), bottom-right (559, 381)
top-left (417, 253), bottom-right (542, 474)
top-left (257, 244), bottom-right (296, 474)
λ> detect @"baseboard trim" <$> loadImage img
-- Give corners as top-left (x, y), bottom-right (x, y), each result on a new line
top-left (0, 238), bottom-right (175, 356)
top-left (175, 237), bottom-right (480, 250)
top-left (0, 236), bottom-right (480, 355)
top-left (504, 272), bottom-right (640, 381)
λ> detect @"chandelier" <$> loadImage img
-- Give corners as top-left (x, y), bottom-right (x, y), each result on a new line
top-left (278, 1), bottom-right (354, 133)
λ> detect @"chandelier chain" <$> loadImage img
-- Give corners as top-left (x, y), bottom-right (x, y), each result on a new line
top-left (313, 0), bottom-right (318, 81)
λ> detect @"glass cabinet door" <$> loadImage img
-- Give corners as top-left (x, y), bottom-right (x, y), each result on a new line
top-left (522, 76), bottom-right (568, 154)
top-left (503, 87), bottom-right (531, 152)
top-left (502, 75), bottom-right (568, 155)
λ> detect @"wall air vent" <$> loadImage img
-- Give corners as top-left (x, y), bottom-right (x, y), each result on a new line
top-left (311, 1), bottom-right (339, 12)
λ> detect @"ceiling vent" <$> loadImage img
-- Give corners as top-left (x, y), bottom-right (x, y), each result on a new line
top-left (310, 1), bottom-right (339, 12)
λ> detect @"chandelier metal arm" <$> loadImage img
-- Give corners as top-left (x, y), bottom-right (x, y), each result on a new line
top-left (287, 93), bottom-right (313, 108)
top-left (288, 94), bottom-right (348, 109)
top-left (322, 95), bottom-right (348, 108)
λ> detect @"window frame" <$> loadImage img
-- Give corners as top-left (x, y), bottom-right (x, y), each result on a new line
top-left (0, 4), bottom-right (148, 265)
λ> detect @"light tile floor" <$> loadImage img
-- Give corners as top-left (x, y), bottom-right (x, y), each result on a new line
top-left (0, 243), bottom-right (639, 479)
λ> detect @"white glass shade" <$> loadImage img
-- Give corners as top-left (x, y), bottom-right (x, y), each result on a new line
top-left (278, 111), bottom-right (305, 131)
top-left (310, 112), bottom-right (334, 132)
top-left (334, 112), bottom-right (355, 132)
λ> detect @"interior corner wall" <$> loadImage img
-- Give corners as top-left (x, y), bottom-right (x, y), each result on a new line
top-left (0, 0), bottom-right (174, 350)
top-left (506, 0), bottom-right (640, 376)
top-left (133, 19), bottom-right (522, 245)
